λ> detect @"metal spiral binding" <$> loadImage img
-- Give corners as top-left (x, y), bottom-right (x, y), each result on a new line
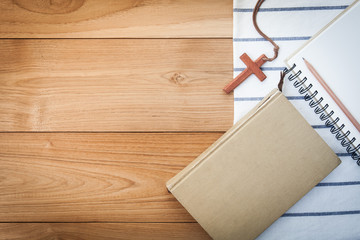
top-left (284, 64), bottom-right (360, 166)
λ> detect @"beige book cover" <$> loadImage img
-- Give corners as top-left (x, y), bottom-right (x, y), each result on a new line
top-left (166, 89), bottom-right (340, 240)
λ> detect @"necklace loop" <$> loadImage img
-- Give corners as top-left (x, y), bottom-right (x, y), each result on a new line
top-left (252, 0), bottom-right (279, 62)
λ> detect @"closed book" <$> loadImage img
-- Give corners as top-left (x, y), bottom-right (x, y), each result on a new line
top-left (166, 89), bottom-right (340, 240)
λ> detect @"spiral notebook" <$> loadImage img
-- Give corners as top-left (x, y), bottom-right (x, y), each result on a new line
top-left (233, 0), bottom-right (360, 239)
top-left (285, 0), bottom-right (360, 162)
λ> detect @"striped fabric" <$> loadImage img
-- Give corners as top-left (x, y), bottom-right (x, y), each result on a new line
top-left (233, 0), bottom-right (360, 239)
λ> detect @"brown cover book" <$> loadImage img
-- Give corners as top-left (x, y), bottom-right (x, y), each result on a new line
top-left (166, 89), bottom-right (340, 240)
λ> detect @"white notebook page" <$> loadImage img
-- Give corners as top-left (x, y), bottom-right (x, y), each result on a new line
top-left (287, 0), bottom-right (360, 127)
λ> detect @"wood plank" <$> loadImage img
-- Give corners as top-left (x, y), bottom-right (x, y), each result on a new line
top-left (0, 132), bottom-right (223, 222)
top-left (0, 223), bottom-right (210, 240)
top-left (0, 0), bottom-right (232, 38)
top-left (0, 39), bottom-right (233, 132)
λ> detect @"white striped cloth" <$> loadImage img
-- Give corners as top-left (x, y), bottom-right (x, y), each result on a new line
top-left (233, 0), bottom-right (360, 239)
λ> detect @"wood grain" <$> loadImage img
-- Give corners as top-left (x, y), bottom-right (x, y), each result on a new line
top-left (0, 39), bottom-right (233, 132)
top-left (0, 132), bottom-right (223, 222)
top-left (0, 1), bottom-right (234, 238)
top-left (0, 0), bottom-right (232, 38)
top-left (0, 223), bottom-right (210, 240)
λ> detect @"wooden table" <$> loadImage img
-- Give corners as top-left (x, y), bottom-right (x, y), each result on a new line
top-left (0, 1), bottom-right (233, 239)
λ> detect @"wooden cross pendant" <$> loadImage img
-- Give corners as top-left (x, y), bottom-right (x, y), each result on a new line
top-left (223, 53), bottom-right (267, 94)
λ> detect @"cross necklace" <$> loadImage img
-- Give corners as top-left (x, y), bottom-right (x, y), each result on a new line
top-left (223, 0), bottom-right (280, 94)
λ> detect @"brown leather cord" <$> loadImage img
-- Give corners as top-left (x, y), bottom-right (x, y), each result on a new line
top-left (253, 0), bottom-right (279, 62)
top-left (278, 71), bottom-right (285, 92)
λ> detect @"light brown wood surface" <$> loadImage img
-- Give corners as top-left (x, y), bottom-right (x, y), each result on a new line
top-left (0, 0), bottom-right (233, 238)
top-left (0, 223), bottom-right (210, 240)
top-left (0, 0), bottom-right (232, 38)
top-left (0, 132), bottom-right (222, 222)
top-left (0, 39), bottom-right (232, 132)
